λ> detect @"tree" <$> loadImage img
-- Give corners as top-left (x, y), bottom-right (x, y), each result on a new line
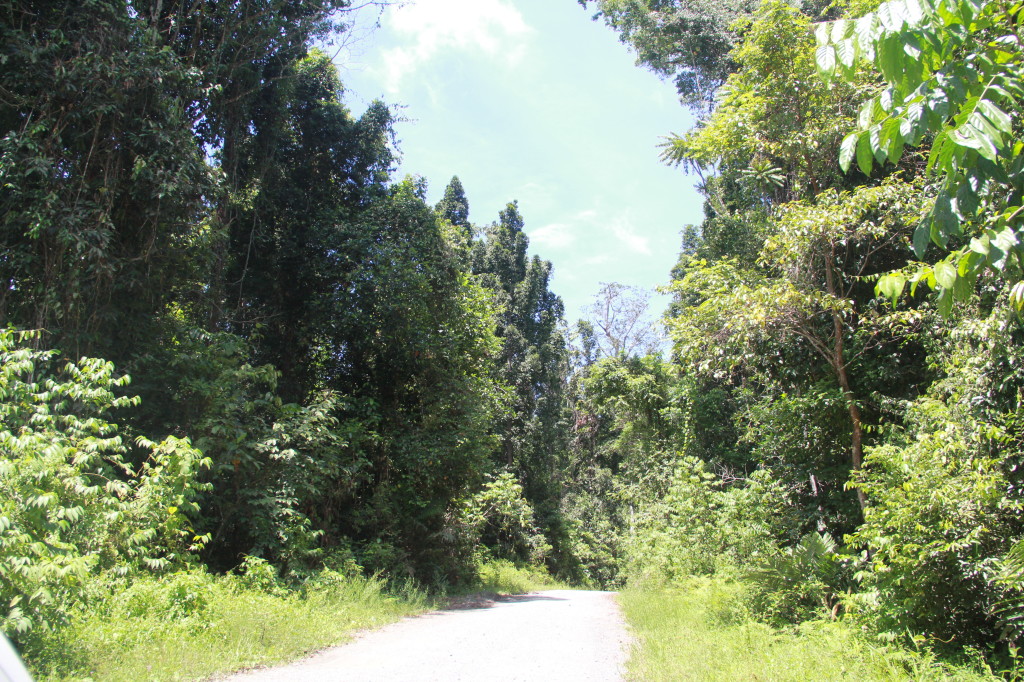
top-left (586, 282), bottom-right (661, 359)
top-left (472, 202), bottom-right (571, 538)
top-left (0, 0), bottom-right (210, 359)
top-left (436, 176), bottom-right (473, 243)
top-left (559, 352), bottom-right (684, 584)
top-left (318, 178), bottom-right (504, 578)
top-left (0, 330), bottom-right (210, 642)
top-left (220, 49), bottom-right (394, 402)
top-left (578, 0), bottom-right (760, 115)
top-left (816, 0), bottom-right (1024, 310)
top-left (658, 1), bottom-right (865, 202)
top-left (847, 305), bottom-right (1024, 649)
top-left (667, 179), bottom-right (923, 514)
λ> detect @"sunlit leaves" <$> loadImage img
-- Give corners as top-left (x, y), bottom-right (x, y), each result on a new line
top-left (670, 2), bottom-right (862, 201)
top-left (817, 0), bottom-right (1024, 310)
top-left (877, 272), bottom-right (907, 305)
top-left (0, 329), bottom-right (210, 637)
top-left (839, 132), bottom-right (860, 171)
top-left (847, 312), bottom-right (1024, 646)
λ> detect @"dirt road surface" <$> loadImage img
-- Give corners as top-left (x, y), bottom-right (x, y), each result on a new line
top-left (225, 590), bottom-right (630, 681)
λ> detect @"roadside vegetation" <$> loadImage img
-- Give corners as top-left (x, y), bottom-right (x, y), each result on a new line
top-left (620, 581), bottom-right (998, 681)
top-left (2, 0), bottom-right (1023, 678)
top-left (25, 557), bottom-right (554, 681)
top-left (32, 567), bottom-right (426, 681)
top-left (576, 0), bottom-right (1024, 677)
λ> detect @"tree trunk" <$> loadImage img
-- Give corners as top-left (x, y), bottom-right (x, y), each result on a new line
top-left (835, 357), bottom-right (869, 512)
top-left (825, 250), bottom-right (868, 513)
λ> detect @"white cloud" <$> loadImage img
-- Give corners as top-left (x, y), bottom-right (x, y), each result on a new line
top-left (608, 216), bottom-right (651, 255)
top-left (379, 0), bottom-right (532, 92)
top-left (543, 206), bottom-right (650, 256)
top-left (529, 222), bottom-right (576, 250)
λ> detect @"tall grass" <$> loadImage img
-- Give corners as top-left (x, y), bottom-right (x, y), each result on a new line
top-left (26, 568), bottom-right (430, 681)
top-left (619, 578), bottom-right (999, 681)
top-left (474, 559), bottom-right (563, 595)
top-left (20, 559), bottom-right (563, 681)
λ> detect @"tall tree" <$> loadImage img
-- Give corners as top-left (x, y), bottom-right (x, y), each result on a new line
top-left (667, 180), bottom-right (923, 515)
top-left (436, 176), bottom-right (473, 243)
top-left (578, 0), bottom-right (760, 115)
top-left (586, 282), bottom-right (661, 359)
top-left (0, 0), bottom-right (210, 359)
top-left (221, 49), bottom-right (395, 402)
top-left (473, 203), bottom-right (570, 516)
top-left (317, 178), bottom-right (504, 578)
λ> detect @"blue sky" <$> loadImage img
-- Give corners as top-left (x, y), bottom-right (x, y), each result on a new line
top-left (331, 0), bottom-right (704, 321)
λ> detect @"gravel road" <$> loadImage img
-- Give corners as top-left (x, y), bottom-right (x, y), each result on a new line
top-left (225, 590), bottom-right (631, 681)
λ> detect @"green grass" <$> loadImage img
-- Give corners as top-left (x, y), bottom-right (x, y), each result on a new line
top-left (619, 578), bottom-right (998, 682)
top-left (21, 560), bottom-right (563, 681)
top-left (27, 569), bottom-right (431, 682)
top-left (474, 559), bottom-right (565, 595)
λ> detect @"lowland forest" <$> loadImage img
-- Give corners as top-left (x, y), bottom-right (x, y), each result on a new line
top-left (2, 0), bottom-right (1024, 679)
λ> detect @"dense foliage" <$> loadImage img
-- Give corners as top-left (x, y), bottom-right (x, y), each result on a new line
top-left (2, 0), bottom-right (1023, 676)
top-left (0, 0), bottom-right (569, 670)
top-left (572, 0), bottom-right (1024, 673)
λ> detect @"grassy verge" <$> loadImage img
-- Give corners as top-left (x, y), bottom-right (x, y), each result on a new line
top-left (26, 568), bottom-right (431, 681)
top-left (21, 559), bottom-right (560, 681)
top-left (619, 578), bottom-right (998, 681)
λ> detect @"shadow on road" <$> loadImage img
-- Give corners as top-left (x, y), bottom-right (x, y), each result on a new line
top-left (442, 592), bottom-right (569, 611)
top-left (496, 594), bottom-right (568, 604)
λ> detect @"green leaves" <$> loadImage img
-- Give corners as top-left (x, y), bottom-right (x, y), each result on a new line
top-left (877, 273), bottom-right (907, 306)
top-left (856, 131), bottom-right (875, 176)
top-left (815, 43), bottom-right (837, 80)
top-left (818, 0), bottom-right (1024, 311)
top-left (839, 132), bottom-right (859, 172)
top-left (0, 330), bottom-right (210, 639)
top-left (934, 259), bottom-right (958, 288)
top-left (847, 317), bottom-right (1024, 647)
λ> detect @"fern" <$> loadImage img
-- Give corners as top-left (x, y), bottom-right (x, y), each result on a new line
top-left (748, 532), bottom-right (846, 622)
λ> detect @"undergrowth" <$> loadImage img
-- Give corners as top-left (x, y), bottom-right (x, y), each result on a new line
top-left (19, 558), bottom-right (559, 681)
top-left (474, 559), bottom-right (563, 595)
top-left (619, 578), bottom-right (1000, 682)
top-left (25, 566), bottom-right (430, 682)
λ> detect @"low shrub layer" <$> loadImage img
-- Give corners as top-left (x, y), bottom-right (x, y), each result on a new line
top-left (619, 580), bottom-right (999, 682)
top-left (27, 567), bottom-right (430, 681)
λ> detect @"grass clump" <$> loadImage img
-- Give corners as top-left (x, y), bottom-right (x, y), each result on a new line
top-left (27, 563), bottom-right (430, 682)
top-left (24, 558), bottom-right (562, 681)
top-left (474, 559), bottom-right (562, 595)
top-left (619, 578), bottom-right (998, 682)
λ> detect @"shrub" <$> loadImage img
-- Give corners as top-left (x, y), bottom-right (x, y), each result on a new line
top-left (0, 329), bottom-right (210, 646)
top-left (624, 457), bottom-right (799, 584)
top-left (847, 311), bottom-right (1024, 652)
top-left (747, 532), bottom-right (850, 624)
top-left (455, 472), bottom-right (551, 566)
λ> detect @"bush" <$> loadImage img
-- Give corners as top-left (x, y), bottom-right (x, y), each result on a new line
top-left (747, 532), bottom-right (850, 624)
top-left (620, 579), bottom-right (997, 681)
top-left (455, 472), bottom-right (551, 566)
top-left (0, 329), bottom-right (209, 647)
top-left (847, 310), bottom-right (1024, 653)
top-left (556, 485), bottom-right (624, 588)
top-left (475, 559), bottom-right (555, 595)
top-left (624, 457), bottom-right (799, 584)
top-left (23, 567), bottom-right (429, 680)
